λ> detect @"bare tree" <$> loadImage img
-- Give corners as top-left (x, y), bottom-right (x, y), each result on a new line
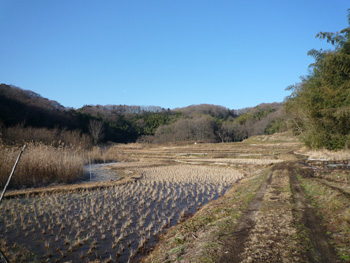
top-left (89, 119), bottom-right (104, 145)
top-left (191, 117), bottom-right (216, 142)
top-left (218, 121), bottom-right (235, 142)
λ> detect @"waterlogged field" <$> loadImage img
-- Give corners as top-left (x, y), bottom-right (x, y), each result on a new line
top-left (0, 133), bottom-right (300, 262)
top-left (0, 165), bottom-right (242, 262)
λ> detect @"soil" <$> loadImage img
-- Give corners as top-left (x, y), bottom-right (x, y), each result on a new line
top-left (219, 161), bottom-right (339, 263)
top-left (219, 172), bottom-right (273, 263)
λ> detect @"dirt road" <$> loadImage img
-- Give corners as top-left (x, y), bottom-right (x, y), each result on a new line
top-left (219, 162), bottom-right (340, 263)
top-left (141, 134), bottom-right (350, 263)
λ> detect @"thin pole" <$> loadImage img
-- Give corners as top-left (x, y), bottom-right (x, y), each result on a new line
top-left (89, 153), bottom-right (92, 181)
top-left (0, 145), bottom-right (26, 204)
top-left (0, 249), bottom-right (10, 263)
top-left (0, 144), bottom-right (25, 263)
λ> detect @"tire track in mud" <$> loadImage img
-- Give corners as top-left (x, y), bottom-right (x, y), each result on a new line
top-left (236, 168), bottom-right (305, 262)
top-left (289, 164), bottom-right (339, 262)
top-left (219, 172), bottom-right (273, 263)
top-left (219, 162), bottom-right (339, 263)
top-left (312, 178), bottom-right (350, 198)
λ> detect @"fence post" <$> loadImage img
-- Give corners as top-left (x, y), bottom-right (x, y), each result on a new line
top-left (0, 144), bottom-right (26, 204)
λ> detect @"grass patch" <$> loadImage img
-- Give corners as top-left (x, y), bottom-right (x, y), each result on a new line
top-left (297, 175), bottom-right (350, 260)
top-left (292, 222), bottom-right (315, 258)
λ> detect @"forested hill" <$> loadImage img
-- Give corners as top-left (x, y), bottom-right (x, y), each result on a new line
top-left (0, 83), bottom-right (284, 145)
top-left (0, 84), bottom-right (76, 129)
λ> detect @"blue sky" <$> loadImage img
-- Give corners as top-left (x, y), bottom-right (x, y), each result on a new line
top-left (1, 1), bottom-right (349, 110)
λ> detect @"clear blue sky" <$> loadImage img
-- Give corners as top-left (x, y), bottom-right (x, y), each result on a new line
top-left (1, 1), bottom-right (349, 110)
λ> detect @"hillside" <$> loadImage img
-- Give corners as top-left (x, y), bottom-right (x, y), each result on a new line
top-left (0, 84), bottom-right (284, 145)
top-left (0, 84), bottom-right (74, 129)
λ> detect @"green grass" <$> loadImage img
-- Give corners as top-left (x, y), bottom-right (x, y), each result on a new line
top-left (297, 174), bottom-right (350, 261)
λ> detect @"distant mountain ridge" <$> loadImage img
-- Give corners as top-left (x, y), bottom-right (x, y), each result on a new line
top-left (0, 83), bottom-right (284, 143)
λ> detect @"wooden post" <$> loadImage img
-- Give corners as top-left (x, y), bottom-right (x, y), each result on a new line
top-left (0, 144), bottom-right (25, 263)
top-left (0, 145), bottom-right (26, 204)
top-left (0, 250), bottom-right (10, 263)
top-left (89, 153), bottom-right (92, 181)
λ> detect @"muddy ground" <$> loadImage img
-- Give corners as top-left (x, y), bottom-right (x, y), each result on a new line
top-left (219, 161), bottom-right (339, 263)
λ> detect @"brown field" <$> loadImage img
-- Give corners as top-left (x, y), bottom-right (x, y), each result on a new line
top-left (1, 133), bottom-right (349, 262)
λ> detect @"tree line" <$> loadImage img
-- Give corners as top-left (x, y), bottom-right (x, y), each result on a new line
top-left (284, 9), bottom-right (350, 150)
top-left (0, 84), bottom-right (284, 146)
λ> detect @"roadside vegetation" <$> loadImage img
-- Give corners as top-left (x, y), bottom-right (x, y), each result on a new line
top-left (296, 166), bottom-right (350, 261)
top-left (285, 9), bottom-right (350, 150)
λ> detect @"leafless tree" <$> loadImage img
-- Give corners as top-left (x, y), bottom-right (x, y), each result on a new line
top-left (218, 121), bottom-right (235, 142)
top-left (89, 119), bottom-right (104, 145)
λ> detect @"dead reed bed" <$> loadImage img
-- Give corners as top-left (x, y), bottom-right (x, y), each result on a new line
top-left (0, 164), bottom-right (243, 262)
top-left (86, 145), bottom-right (133, 164)
top-left (0, 143), bottom-right (133, 189)
top-left (0, 143), bottom-right (85, 189)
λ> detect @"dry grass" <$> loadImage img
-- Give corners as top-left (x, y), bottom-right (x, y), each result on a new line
top-left (0, 143), bottom-right (85, 189)
top-left (298, 175), bottom-right (350, 261)
top-left (243, 132), bottom-right (299, 143)
top-left (0, 143), bottom-right (137, 189)
top-left (304, 149), bottom-right (350, 161)
top-left (175, 157), bottom-right (282, 166)
top-left (86, 145), bottom-right (135, 164)
top-left (1, 131), bottom-right (298, 189)
top-left (3, 125), bottom-right (91, 149)
top-left (0, 131), bottom-right (300, 190)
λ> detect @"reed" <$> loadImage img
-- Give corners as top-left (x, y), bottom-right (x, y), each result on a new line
top-left (85, 145), bottom-right (132, 164)
top-left (0, 143), bottom-right (85, 188)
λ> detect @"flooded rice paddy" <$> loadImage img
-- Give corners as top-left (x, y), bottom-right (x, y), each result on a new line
top-left (0, 164), bottom-right (243, 262)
